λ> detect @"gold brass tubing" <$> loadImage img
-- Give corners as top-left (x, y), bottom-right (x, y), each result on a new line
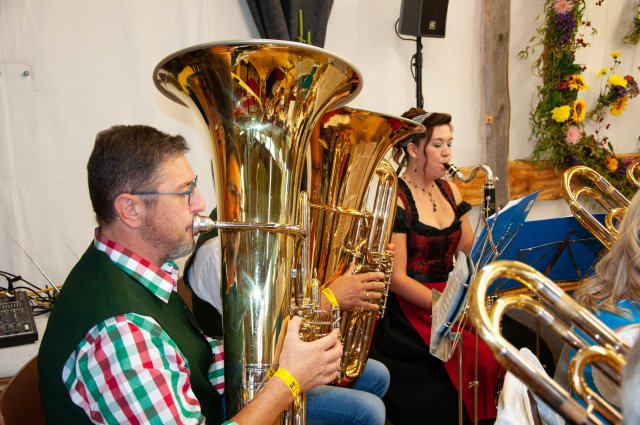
top-left (604, 207), bottom-right (626, 240)
top-left (569, 346), bottom-right (625, 424)
top-left (562, 166), bottom-right (630, 249)
top-left (308, 203), bottom-right (371, 218)
top-left (469, 260), bottom-right (630, 425)
top-left (192, 216), bottom-right (306, 238)
top-left (626, 160), bottom-right (640, 189)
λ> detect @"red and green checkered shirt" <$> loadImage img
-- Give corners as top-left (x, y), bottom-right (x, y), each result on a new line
top-left (61, 230), bottom-right (233, 424)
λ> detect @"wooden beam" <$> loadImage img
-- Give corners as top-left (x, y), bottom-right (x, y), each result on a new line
top-left (482, 0), bottom-right (511, 209)
top-left (457, 154), bottom-right (640, 205)
top-left (457, 160), bottom-right (563, 205)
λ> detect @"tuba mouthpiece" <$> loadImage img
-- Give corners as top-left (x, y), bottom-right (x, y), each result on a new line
top-left (192, 215), bottom-right (216, 236)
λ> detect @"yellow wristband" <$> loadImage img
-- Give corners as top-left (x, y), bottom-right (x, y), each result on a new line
top-left (322, 287), bottom-right (339, 309)
top-left (274, 368), bottom-right (300, 398)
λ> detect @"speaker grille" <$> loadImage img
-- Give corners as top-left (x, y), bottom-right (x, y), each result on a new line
top-left (398, 0), bottom-right (449, 38)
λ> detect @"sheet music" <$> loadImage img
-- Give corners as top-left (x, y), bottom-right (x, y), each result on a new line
top-left (430, 251), bottom-right (474, 361)
top-left (429, 190), bottom-right (540, 361)
top-left (471, 190), bottom-right (540, 269)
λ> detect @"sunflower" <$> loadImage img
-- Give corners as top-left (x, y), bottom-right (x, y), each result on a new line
top-left (610, 51), bottom-right (621, 59)
top-left (571, 99), bottom-right (586, 122)
top-left (610, 96), bottom-right (629, 116)
top-left (597, 67), bottom-right (609, 78)
top-left (551, 105), bottom-right (572, 122)
top-left (568, 74), bottom-right (589, 90)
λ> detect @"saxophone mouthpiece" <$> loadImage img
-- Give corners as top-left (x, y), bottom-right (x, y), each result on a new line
top-left (444, 163), bottom-right (463, 180)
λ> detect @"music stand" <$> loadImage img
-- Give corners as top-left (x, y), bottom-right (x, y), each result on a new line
top-left (429, 190), bottom-right (540, 425)
top-left (487, 214), bottom-right (605, 293)
top-left (470, 190), bottom-right (540, 271)
top-left (430, 190), bottom-right (540, 361)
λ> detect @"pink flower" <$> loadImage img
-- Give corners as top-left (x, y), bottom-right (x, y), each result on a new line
top-left (565, 125), bottom-right (581, 144)
top-left (553, 0), bottom-right (574, 14)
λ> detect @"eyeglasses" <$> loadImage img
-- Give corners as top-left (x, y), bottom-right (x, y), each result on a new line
top-left (132, 175), bottom-right (198, 206)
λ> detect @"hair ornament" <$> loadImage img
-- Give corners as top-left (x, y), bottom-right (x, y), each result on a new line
top-left (411, 112), bottom-right (434, 124)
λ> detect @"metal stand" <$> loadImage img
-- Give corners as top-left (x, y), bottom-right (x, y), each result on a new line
top-left (451, 328), bottom-right (479, 425)
top-left (414, 37), bottom-right (423, 108)
top-left (457, 335), bottom-right (463, 425)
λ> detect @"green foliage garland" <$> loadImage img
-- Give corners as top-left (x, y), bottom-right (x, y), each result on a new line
top-left (520, 0), bottom-right (639, 198)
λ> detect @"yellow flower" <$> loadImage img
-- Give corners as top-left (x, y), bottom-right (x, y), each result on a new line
top-left (610, 51), bottom-right (621, 58)
top-left (608, 74), bottom-right (627, 88)
top-left (597, 67), bottom-right (609, 78)
top-left (551, 105), bottom-right (571, 122)
top-left (568, 74), bottom-right (589, 90)
top-left (610, 96), bottom-right (629, 116)
top-left (606, 156), bottom-right (619, 172)
top-left (572, 99), bottom-right (587, 122)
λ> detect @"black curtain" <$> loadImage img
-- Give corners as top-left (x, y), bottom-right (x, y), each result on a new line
top-left (245, 0), bottom-right (334, 47)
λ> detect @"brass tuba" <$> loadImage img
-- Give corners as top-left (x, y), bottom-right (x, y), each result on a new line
top-left (562, 165), bottom-right (630, 250)
top-left (469, 260), bottom-right (629, 425)
top-left (154, 40), bottom-right (361, 423)
top-left (307, 107), bottom-right (424, 385)
top-left (627, 159), bottom-right (640, 189)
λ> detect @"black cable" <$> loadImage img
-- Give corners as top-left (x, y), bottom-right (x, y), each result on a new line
top-left (394, 18), bottom-right (423, 107)
top-left (0, 270), bottom-right (57, 313)
top-left (0, 270), bottom-right (42, 292)
top-left (394, 18), bottom-right (417, 41)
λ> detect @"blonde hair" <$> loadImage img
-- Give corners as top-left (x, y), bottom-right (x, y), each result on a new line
top-left (574, 191), bottom-right (640, 315)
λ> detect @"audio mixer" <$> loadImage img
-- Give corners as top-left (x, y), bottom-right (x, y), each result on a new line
top-left (0, 290), bottom-right (38, 348)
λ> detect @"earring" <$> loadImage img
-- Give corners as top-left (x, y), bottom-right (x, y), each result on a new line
top-left (414, 165), bottom-right (417, 173)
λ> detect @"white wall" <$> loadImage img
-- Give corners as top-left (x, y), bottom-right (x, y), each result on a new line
top-left (0, 0), bottom-right (638, 288)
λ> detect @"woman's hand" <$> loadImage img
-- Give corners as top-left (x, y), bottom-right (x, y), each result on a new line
top-left (327, 263), bottom-right (386, 311)
top-left (278, 316), bottom-right (343, 393)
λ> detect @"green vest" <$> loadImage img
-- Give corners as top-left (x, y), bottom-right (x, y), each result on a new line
top-left (38, 245), bottom-right (221, 424)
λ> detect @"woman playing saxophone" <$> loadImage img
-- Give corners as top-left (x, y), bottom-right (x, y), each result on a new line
top-left (369, 108), bottom-right (499, 425)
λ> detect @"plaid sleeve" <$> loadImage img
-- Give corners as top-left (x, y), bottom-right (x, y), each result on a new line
top-left (62, 313), bottom-right (206, 424)
top-left (207, 337), bottom-right (225, 395)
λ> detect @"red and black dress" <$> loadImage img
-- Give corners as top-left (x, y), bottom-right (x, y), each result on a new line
top-left (370, 178), bottom-right (500, 425)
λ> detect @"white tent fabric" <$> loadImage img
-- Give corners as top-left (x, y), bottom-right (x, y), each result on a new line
top-left (1, 0), bottom-right (638, 290)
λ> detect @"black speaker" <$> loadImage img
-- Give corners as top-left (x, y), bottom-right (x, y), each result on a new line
top-left (398, 0), bottom-right (450, 38)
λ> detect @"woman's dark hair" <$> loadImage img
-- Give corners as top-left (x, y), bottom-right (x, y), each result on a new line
top-left (392, 107), bottom-right (452, 172)
top-left (87, 125), bottom-right (189, 226)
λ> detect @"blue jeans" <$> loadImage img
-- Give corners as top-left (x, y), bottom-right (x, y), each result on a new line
top-left (306, 359), bottom-right (389, 425)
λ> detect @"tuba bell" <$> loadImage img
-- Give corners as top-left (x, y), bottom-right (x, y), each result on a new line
top-left (562, 165), bottom-right (630, 249)
top-left (307, 107), bottom-right (424, 385)
top-left (469, 260), bottom-right (629, 425)
top-left (154, 40), bottom-right (361, 423)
